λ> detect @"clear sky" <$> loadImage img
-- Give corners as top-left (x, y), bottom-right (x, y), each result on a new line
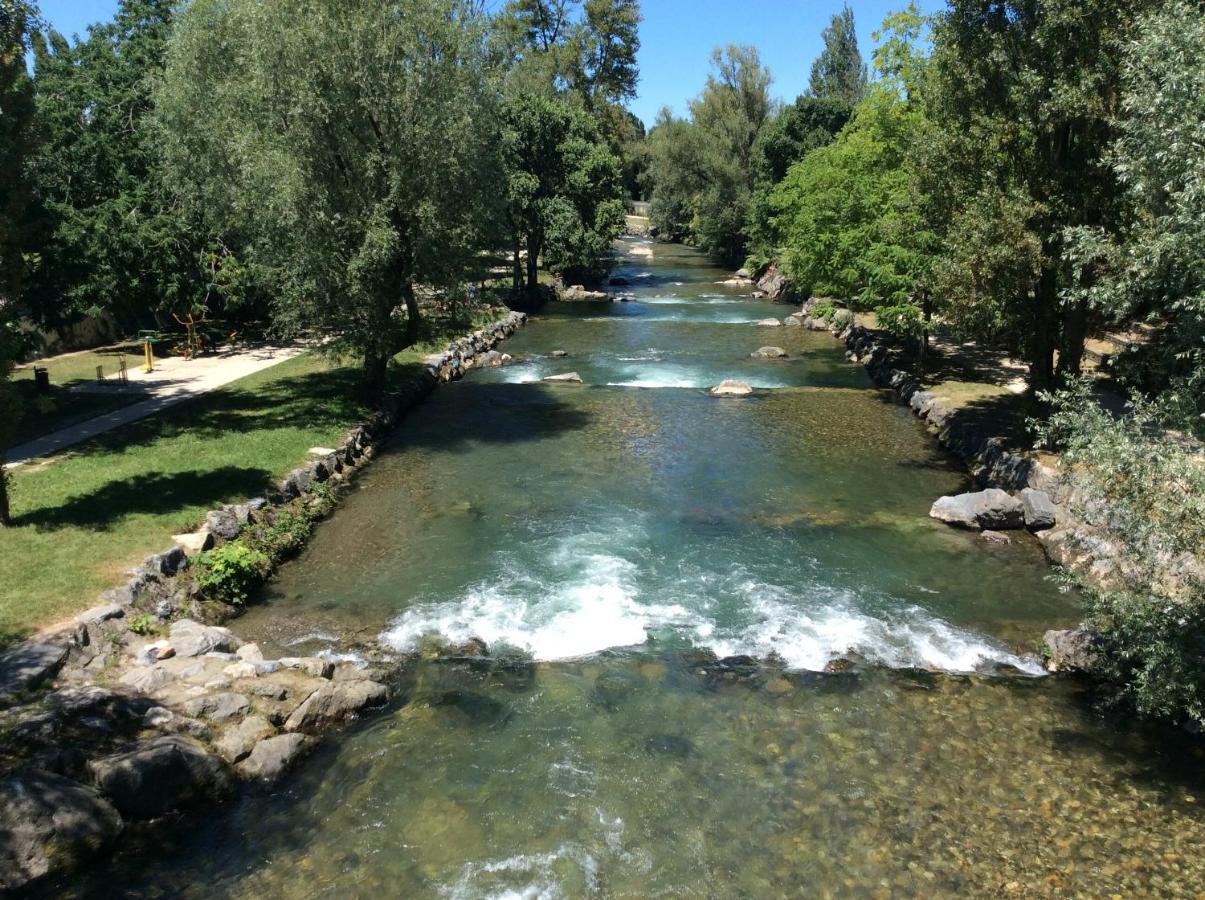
top-left (36, 0), bottom-right (944, 128)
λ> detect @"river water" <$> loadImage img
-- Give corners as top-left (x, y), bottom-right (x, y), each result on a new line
top-left (72, 240), bottom-right (1205, 897)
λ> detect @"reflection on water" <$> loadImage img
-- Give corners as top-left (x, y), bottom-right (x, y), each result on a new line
top-left (65, 239), bottom-right (1205, 897)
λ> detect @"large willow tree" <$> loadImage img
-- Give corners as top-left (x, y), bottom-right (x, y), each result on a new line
top-left (157, 0), bottom-right (503, 398)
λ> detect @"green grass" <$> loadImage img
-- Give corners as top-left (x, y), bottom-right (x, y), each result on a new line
top-left (0, 305), bottom-right (515, 645)
top-left (0, 352), bottom-right (373, 645)
top-left (7, 341), bottom-right (177, 450)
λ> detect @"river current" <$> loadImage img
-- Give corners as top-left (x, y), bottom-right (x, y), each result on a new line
top-left (65, 240), bottom-right (1205, 897)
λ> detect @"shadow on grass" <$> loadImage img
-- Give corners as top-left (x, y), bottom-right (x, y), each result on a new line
top-left (19, 466), bottom-right (273, 532)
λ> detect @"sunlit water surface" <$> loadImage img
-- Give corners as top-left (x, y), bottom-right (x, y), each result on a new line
top-left (64, 240), bottom-right (1205, 898)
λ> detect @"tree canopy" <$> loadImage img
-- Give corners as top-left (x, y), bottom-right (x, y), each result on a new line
top-left (808, 4), bottom-right (867, 105)
top-left (157, 0), bottom-right (504, 397)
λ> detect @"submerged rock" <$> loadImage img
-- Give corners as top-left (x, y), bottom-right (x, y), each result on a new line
top-left (0, 771), bottom-right (123, 893)
top-left (755, 318), bottom-right (783, 327)
top-left (750, 346), bottom-right (788, 360)
top-left (594, 669), bottom-right (645, 708)
top-left (543, 372), bottom-right (583, 384)
top-left (709, 380), bottom-right (753, 397)
top-left (644, 734), bottom-right (695, 758)
top-left (929, 489), bottom-right (1024, 531)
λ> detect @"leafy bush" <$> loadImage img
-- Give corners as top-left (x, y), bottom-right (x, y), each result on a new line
top-left (128, 613), bottom-right (159, 636)
top-left (250, 506), bottom-right (314, 563)
top-left (195, 542), bottom-right (271, 604)
top-left (811, 299), bottom-right (837, 321)
top-left (1038, 379), bottom-right (1205, 724)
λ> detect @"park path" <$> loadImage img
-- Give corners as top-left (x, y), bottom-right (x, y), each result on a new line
top-left (4, 344), bottom-right (309, 468)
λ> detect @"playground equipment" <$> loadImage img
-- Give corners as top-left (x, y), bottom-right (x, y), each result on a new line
top-left (137, 330), bottom-right (161, 373)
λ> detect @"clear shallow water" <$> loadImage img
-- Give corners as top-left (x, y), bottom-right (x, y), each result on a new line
top-left (69, 239), bottom-right (1205, 897)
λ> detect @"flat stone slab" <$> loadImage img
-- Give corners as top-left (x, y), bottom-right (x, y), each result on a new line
top-left (543, 373), bottom-right (583, 384)
top-left (237, 733), bottom-right (309, 781)
top-left (750, 346), bottom-right (788, 359)
top-left (709, 380), bottom-right (753, 398)
top-left (0, 641), bottom-right (70, 698)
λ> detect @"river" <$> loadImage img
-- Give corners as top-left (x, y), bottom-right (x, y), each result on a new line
top-left (65, 239), bottom-right (1205, 897)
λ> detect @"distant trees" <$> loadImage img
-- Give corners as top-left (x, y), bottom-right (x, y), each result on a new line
top-left (647, 45), bottom-right (773, 264)
top-left (0, 0), bottom-right (38, 526)
top-left (808, 4), bottom-right (867, 105)
top-left (157, 0), bottom-right (504, 399)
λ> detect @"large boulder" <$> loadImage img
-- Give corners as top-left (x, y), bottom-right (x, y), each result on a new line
top-left (0, 640), bottom-right (70, 699)
top-left (0, 771), bottom-right (123, 892)
top-left (757, 269), bottom-right (789, 299)
top-left (205, 509), bottom-right (242, 542)
top-left (236, 733), bottom-right (310, 781)
top-left (87, 735), bottom-right (232, 820)
top-left (929, 489), bottom-right (1025, 530)
top-left (709, 380), bottom-right (753, 398)
top-left (750, 346), bottom-right (788, 360)
top-left (1021, 488), bottom-right (1057, 532)
top-left (283, 680), bottom-right (388, 734)
top-left (1043, 629), bottom-right (1104, 675)
top-left (214, 715), bottom-right (277, 764)
top-left (169, 620), bottom-right (241, 658)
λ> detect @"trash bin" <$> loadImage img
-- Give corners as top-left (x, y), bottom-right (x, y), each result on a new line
top-left (34, 366), bottom-right (50, 393)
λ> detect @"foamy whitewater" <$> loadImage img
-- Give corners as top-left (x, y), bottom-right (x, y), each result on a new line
top-left (380, 529), bottom-right (1044, 676)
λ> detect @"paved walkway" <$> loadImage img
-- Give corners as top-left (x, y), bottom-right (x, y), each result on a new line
top-left (4, 344), bottom-right (309, 468)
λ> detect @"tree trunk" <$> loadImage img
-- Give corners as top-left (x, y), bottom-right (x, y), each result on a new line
top-left (0, 465), bottom-right (9, 527)
top-left (1057, 297), bottom-right (1089, 380)
top-left (361, 351), bottom-right (389, 405)
top-left (1029, 267), bottom-right (1059, 393)
top-left (402, 282), bottom-right (420, 345)
top-left (512, 233), bottom-right (524, 293)
top-left (526, 231), bottom-right (540, 293)
top-left (918, 291), bottom-right (931, 377)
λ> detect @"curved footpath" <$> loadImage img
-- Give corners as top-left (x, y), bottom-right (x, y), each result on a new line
top-left (0, 312), bottom-right (526, 893)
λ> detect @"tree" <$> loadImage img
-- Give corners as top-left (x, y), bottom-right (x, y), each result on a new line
top-left (23, 0), bottom-right (214, 333)
top-left (0, 0), bottom-right (38, 526)
top-left (771, 8), bottom-right (934, 347)
top-left (744, 95), bottom-right (853, 265)
top-left (501, 0), bottom-right (640, 110)
top-left (1063, 0), bottom-right (1205, 400)
top-left (646, 46), bottom-right (772, 264)
top-left (504, 95), bottom-right (625, 292)
top-left (808, 4), bottom-right (867, 105)
top-left (919, 0), bottom-right (1157, 391)
top-left (157, 0), bottom-right (503, 399)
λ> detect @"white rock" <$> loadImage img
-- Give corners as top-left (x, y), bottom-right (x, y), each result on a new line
top-left (709, 380), bottom-right (754, 398)
top-left (236, 643), bottom-right (265, 663)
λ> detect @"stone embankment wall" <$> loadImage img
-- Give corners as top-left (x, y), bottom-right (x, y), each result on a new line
top-left (0, 311), bottom-right (526, 894)
top-left (793, 301), bottom-right (1130, 590)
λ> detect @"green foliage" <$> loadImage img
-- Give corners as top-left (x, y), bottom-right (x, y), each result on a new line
top-left (249, 507), bottom-right (315, 564)
top-left (917, 0), bottom-right (1156, 388)
top-left (157, 0), bottom-right (503, 396)
top-left (1063, 0), bottom-right (1205, 397)
top-left (128, 613), bottom-right (158, 636)
top-left (195, 542), bottom-right (271, 605)
top-left (504, 95), bottom-right (625, 289)
top-left (1038, 380), bottom-right (1205, 724)
top-left (22, 0), bottom-right (228, 332)
top-left (647, 45), bottom-right (773, 263)
top-left (807, 4), bottom-right (867, 105)
top-left (744, 96), bottom-right (852, 259)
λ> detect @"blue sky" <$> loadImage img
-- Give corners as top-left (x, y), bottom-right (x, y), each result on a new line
top-left (37, 0), bottom-right (944, 128)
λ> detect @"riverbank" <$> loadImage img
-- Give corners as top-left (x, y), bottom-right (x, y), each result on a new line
top-left (0, 312), bottom-right (526, 893)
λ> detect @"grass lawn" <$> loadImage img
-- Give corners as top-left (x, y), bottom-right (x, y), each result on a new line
top-left (0, 304), bottom-right (516, 646)
top-left (7, 341), bottom-right (176, 450)
top-left (0, 352), bottom-right (375, 645)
